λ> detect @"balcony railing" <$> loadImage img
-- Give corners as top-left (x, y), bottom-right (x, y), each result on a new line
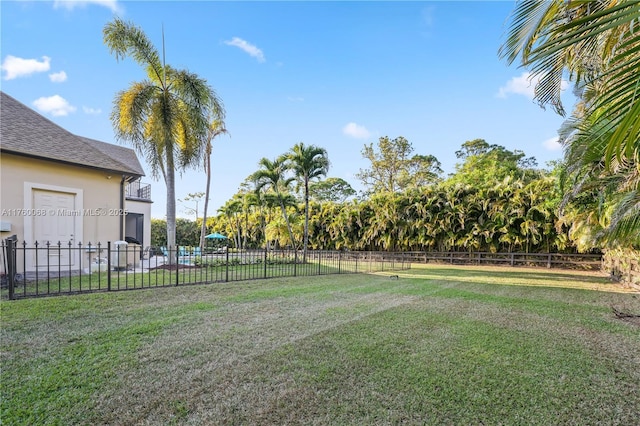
top-left (125, 180), bottom-right (151, 201)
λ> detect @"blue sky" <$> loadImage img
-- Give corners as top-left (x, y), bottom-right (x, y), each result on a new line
top-left (1, 1), bottom-right (573, 219)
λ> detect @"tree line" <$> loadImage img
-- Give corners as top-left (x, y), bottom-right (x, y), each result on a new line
top-left (155, 137), bottom-right (600, 254)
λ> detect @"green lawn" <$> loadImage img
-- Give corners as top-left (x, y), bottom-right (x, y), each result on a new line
top-left (2, 264), bottom-right (639, 425)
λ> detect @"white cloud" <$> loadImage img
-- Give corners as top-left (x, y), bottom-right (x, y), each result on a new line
top-left (497, 72), bottom-right (538, 99)
top-left (33, 95), bottom-right (76, 117)
top-left (497, 71), bottom-right (569, 99)
top-left (543, 136), bottom-right (562, 151)
top-left (1, 55), bottom-right (51, 80)
top-left (49, 71), bottom-right (67, 83)
top-left (224, 37), bottom-right (265, 63)
top-left (83, 106), bottom-right (102, 115)
top-left (53, 0), bottom-right (122, 13)
top-left (342, 122), bottom-right (371, 139)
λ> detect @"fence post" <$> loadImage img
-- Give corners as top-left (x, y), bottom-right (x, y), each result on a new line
top-left (318, 250), bottom-right (322, 275)
top-left (510, 253), bottom-right (514, 267)
top-left (294, 250), bottom-right (298, 277)
top-left (225, 246), bottom-right (230, 282)
top-left (107, 241), bottom-right (112, 291)
top-left (338, 250), bottom-right (342, 274)
top-left (6, 236), bottom-right (16, 300)
top-left (263, 246), bottom-right (268, 279)
top-left (547, 253), bottom-right (552, 269)
top-left (175, 246), bottom-right (180, 286)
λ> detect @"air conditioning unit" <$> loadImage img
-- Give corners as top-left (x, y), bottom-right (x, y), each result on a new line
top-left (112, 241), bottom-right (128, 270)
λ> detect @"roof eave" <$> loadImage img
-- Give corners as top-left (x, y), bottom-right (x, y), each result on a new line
top-left (1, 148), bottom-right (144, 180)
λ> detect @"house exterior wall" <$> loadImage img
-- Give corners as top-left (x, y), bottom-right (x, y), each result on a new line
top-left (125, 199), bottom-right (152, 248)
top-left (0, 153), bottom-right (123, 245)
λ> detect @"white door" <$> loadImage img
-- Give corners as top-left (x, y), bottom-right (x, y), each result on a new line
top-left (33, 189), bottom-right (76, 267)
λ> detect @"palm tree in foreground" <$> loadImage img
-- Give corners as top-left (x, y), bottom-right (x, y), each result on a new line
top-left (287, 143), bottom-right (329, 260)
top-left (103, 18), bottom-right (223, 253)
top-left (499, 0), bottom-right (640, 245)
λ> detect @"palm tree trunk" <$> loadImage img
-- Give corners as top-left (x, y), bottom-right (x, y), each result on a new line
top-left (243, 210), bottom-right (249, 249)
top-left (235, 213), bottom-right (242, 250)
top-left (260, 205), bottom-right (268, 249)
top-left (303, 179), bottom-right (309, 262)
top-left (279, 198), bottom-right (296, 250)
top-left (200, 148), bottom-right (212, 251)
top-left (166, 152), bottom-right (177, 264)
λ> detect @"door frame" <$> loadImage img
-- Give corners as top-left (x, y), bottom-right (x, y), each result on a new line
top-left (125, 212), bottom-right (144, 246)
top-left (23, 182), bottom-right (84, 270)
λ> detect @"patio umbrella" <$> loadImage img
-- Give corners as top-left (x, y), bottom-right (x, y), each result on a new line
top-left (205, 232), bottom-right (227, 239)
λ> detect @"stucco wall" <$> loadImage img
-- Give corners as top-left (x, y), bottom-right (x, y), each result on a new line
top-left (0, 153), bottom-right (124, 244)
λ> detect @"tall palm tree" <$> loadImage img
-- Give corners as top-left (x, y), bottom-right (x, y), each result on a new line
top-left (286, 143), bottom-right (330, 260)
top-left (103, 18), bottom-right (223, 251)
top-left (251, 156), bottom-right (297, 249)
top-left (200, 116), bottom-right (227, 250)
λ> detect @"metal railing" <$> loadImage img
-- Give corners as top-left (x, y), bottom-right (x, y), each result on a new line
top-left (125, 180), bottom-right (151, 201)
top-left (1, 239), bottom-right (409, 300)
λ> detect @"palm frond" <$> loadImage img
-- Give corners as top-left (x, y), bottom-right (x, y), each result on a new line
top-left (103, 18), bottom-right (164, 85)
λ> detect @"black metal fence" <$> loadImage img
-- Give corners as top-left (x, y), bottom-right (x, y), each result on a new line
top-left (1, 238), bottom-right (409, 300)
top-left (1, 236), bottom-right (605, 301)
top-left (125, 179), bottom-right (152, 200)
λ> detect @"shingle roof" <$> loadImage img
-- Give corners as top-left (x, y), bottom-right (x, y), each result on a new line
top-left (0, 91), bottom-right (145, 177)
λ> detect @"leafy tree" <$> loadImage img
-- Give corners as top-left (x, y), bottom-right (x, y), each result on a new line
top-left (151, 219), bottom-right (167, 247)
top-left (408, 154), bottom-right (444, 189)
top-left (357, 136), bottom-right (442, 194)
top-left (286, 142), bottom-right (330, 259)
top-left (309, 177), bottom-right (356, 203)
top-left (448, 139), bottom-right (540, 188)
top-left (176, 218), bottom-right (200, 246)
top-left (103, 18), bottom-right (223, 253)
top-left (151, 218), bottom-right (199, 247)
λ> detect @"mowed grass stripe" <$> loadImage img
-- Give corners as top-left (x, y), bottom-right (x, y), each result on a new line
top-left (1, 267), bottom-right (638, 425)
